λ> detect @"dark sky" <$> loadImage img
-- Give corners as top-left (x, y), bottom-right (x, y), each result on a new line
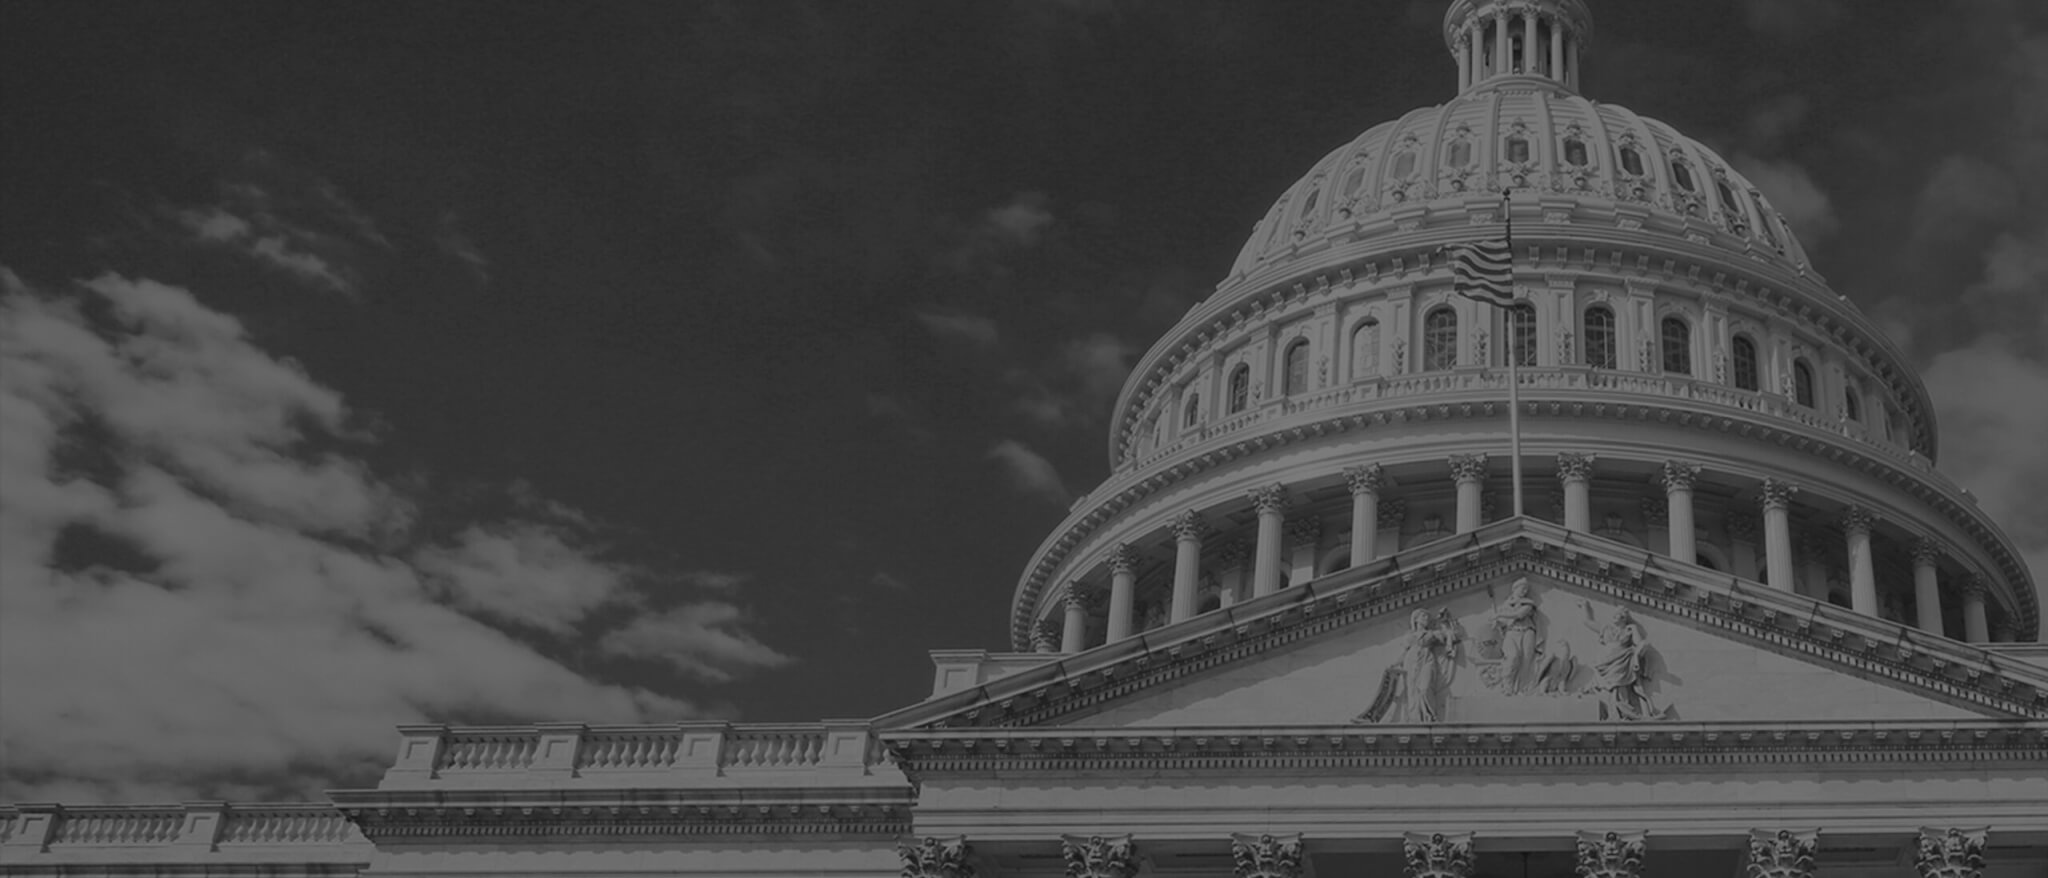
top-left (2, 0), bottom-right (2044, 802)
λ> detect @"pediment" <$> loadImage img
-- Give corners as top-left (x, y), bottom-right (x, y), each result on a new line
top-left (879, 520), bottom-right (2048, 733)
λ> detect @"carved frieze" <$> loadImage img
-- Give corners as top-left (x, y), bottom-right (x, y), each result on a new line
top-left (1914, 827), bottom-right (1987, 878)
top-left (1230, 832), bottom-right (1304, 878)
top-left (1746, 829), bottom-right (1817, 878)
top-left (1061, 834), bottom-right (1138, 878)
top-left (1575, 830), bottom-right (1646, 878)
top-left (900, 835), bottom-right (975, 878)
top-left (1403, 831), bottom-right (1474, 878)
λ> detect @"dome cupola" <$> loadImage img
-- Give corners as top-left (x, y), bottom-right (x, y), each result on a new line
top-left (1443, 0), bottom-right (1592, 94)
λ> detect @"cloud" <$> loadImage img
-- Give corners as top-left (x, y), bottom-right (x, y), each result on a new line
top-left (177, 205), bottom-right (354, 295)
top-left (1907, 155), bottom-right (2020, 251)
top-left (437, 210), bottom-right (490, 284)
top-left (869, 570), bottom-right (910, 591)
top-left (681, 570), bottom-right (752, 590)
top-left (1740, 0), bottom-right (1843, 41)
top-left (1733, 155), bottom-right (1839, 245)
top-left (1921, 340), bottom-right (2048, 598)
top-left (597, 603), bottom-right (794, 683)
top-left (914, 308), bottom-right (1002, 347)
top-left (1742, 95), bottom-right (1810, 154)
top-left (0, 269), bottom-right (787, 802)
top-left (939, 192), bottom-right (1057, 274)
top-left (985, 191), bottom-right (1055, 247)
top-left (1005, 332), bottom-right (1135, 431)
top-left (987, 439), bottom-right (1070, 504)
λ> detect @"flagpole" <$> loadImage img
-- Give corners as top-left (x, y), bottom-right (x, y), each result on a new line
top-left (1503, 189), bottom-right (1523, 519)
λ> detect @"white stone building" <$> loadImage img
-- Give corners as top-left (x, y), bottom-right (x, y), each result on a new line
top-left (5, 1), bottom-right (2044, 876)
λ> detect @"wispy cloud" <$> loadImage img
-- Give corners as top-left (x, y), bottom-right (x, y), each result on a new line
top-left (0, 268), bottom-right (787, 802)
top-left (914, 308), bottom-right (1002, 347)
top-left (987, 439), bottom-right (1070, 504)
top-left (1733, 155), bottom-right (1838, 244)
top-left (1739, 0), bottom-right (1843, 41)
top-left (177, 204), bottom-right (354, 295)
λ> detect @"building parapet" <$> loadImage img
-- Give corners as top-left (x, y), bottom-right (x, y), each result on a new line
top-left (376, 720), bottom-right (901, 790)
top-left (0, 803), bottom-right (367, 865)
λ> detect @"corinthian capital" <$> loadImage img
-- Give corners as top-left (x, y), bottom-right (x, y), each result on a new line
top-left (1575, 830), bottom-right (1646, 878)
top-left (1556, 451), bottom-right (1597, 483)
top-left (1758, 478), bottom-right (1799, 511)
top-left (899, 836), bottom-right (975, 878)
top-left (1110, 543), bottom-right (1138, 575)
top-left (1172, 510), bottom-right (1210, 543)
top-left (1060, 582), bottom-right (1089, 611)
top-left (1060, 835), bottom-right (1139, 878)
top-left (1960, 574), bottom-right (1990, 600)
top-left (1659, 460), bottom-right (1702, 493)
top-left (1914, 827), bottom-right (1987, 878)
top-left (1343, 463), bottom-right (1385, 496)
top-left (1746, 829), bottom-right (1817, 878)
top-left (1911, 537), bottom-right (1943, 566)
top-left (1841, 506), bottom-right (1876, 535)
top-left (1448, 453), bottom-right (1490, 485)
top-left (1230, 833), bottom-right (1304, 878)
top-left (1250, 484), bottom-right (1289, 515)
top-left (1403, 831), bottom-right (1474, 878)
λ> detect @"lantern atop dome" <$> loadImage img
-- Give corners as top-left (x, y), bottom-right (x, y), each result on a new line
top-left (1443, 0), bottom-right (1593, 94)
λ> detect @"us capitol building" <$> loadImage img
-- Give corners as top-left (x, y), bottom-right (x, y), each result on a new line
top-left (5, 2), bottom-right (2044, 876)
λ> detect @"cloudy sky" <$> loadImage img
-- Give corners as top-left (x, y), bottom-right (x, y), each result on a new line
top-left (2, 0), bottom-right (2043, 803)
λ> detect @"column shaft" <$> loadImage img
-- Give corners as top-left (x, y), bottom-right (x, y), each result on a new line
top-left (1549, 20), bottom-right (1564, 80)
top-left (1962, 580), bottom-right (1990, 643)
top-left (1170, 513), bottom-right (1203, 624)
top-left (1494, 14), bottom-right (1509, 78)
top-left (1558, 452), bottom-right (1594, 533)
top-left (1912, 541), bottom-right (1944, 636)
top-left (1522, 13), bottom-right (1537, 74)
top-left (1345, 464), bottom-right (1383, 567)
top-left (1663, 462), bottom-right (1701, 565)
top-left (1761, 480), bottom-right (1797, 592)
top-left (1845, 508), bottom-right (1877, 617)
top-left (1451, 454), bottom-right (1487, 534)
top-left (1059, 585), bottom-right (1087, 653)
top-left (1251, 486), bottom-right (1286, 598)
top-left (1106, 546), bottom-right (1136, 642)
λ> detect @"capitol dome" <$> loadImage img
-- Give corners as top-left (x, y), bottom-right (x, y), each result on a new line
top-left (1011, 0), bottom-right (2039, 653)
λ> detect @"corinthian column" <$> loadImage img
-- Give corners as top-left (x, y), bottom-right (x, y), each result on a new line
top-left (1344, 464), bottom-right (1383, 566)
top-left (1250, 485), bottom-right (1288, 598)
top-left (1915, 828), bottom-right (1987, 878)
top-left (899, 837), bottom-right (974, 878)
top-left (1575, 831), bottom-right (1646, 878)
top-left (1549, 17), bottom-right (1564, 79)
top-left (1450, 453), bottom-right (1489, 534)
top-left (1061, 835), bottom-right (1138, 878)
top-left (1229, 833), bottom-right (1303, 878)
top-left (1746, 829), bottom-right (1817, 878)
top-left (1912, 539), bottom-right (1945, 636)
top-left (1557, 452), bottom-right (1595, 532)
top-left (1105, 544), bottom-right (1137, 643)
top-left (1962, 576), bottom-right (1991, 644)
top-left (1403, 832), bottom-right (1474, 878)
top-left (1059, 583), bottom-right (1089, 653)
top-left (1661, 461), bottom-right (1701, 565)
top-left (1493, 13), bottom-right (1509, 78)
top-left (1170, 511), bottom-right (1207, 624)
top-left (1759, 479), bottom-right (1799, 592)
top-left (1842, 507), bottom-right (1878, 616)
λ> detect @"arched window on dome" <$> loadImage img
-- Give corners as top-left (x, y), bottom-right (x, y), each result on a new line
top-left (1447, 140), bottom-right (1473, 169)
top-left (1670, 159), bottom-right (1696, 192)
top-left (1505, 302), bottom-right (1537, 367)
top-left (1283, 339), bottom-right (1310, 396)
top-left (1843, 383), bottom-right (1862, 422)
top-left (1424, 307), bottom-right (1459, 372)
top-left (1562, 138), bottom-right (1589, 167)
top-left (1715, 178), bottom-right (1745, 230)
top-left (1351, 319), bottom-right (1380, 381)
top-left (1732, 334), bottom-right (1760, 391)
top-left (1660, 316), bottom-right (1692, 375)
top-left (1297, 185), bottom-right (1321, 221)
top-left (1341, 165), bottom-right (1367, 198)
top-left (1750, 192), bottom-right (1780, 248)
top-left (1505, 136), bottom-right (1532, 164)
top-left (1583, 304), bottom-right (1617, 369)
top-left (1620, 146), bottom-right (1645, 176)
top-left (1793, 359), bottom-right (1816, 408)
top-left (1392, 150), bottom-right (1418, 179)
top-left (1183, 391), bottom-right (1201, 429)
top-left (1228, 364), bottom-right (1250, 414)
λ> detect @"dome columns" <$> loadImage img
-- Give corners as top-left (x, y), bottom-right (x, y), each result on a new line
top-left (1910, 539), bottom-right (1946, 637)
top-left (1842, 507), bottom-right (1880, 618)
top-left (1557, 452), bottom-right (1596, 532)
top-left (1345, 464), bottom-right (1385, 566)
top-left (1250, 485), bottom-right (1289, 598)
top-left (1660, 462), bottom-right (1702, 566)
top-left (1170, 512), bottom-right (1209, 624)
top-left (1106, 544), bottom-right (1138, 643)
top-left (1758, 479), bottom-right (1800, 592)
top-left (1449, 454), bottom-right (1490, 533)
top-left (1961, 576), bottom-right (1991, 644)
top-left (1445, 0), bottom-right (1590, 94)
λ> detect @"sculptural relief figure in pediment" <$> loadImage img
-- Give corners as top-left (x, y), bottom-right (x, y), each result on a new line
top-left (1579, 599), bottom-right (1672, 721)
top-left (1353, 608), bottom-right (1463, 723)
top-left (1476, 577), bottom-right (1575, 695)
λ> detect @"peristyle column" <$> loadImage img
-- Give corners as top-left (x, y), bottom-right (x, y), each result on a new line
top-left (1843, 507), bottom-right (1878, 617)
top-left (1549, 18), bottom-right (1565, 80)
top-left (1662, 461), bottom-right (1701, 565)
top-left (1557, 452), bottom-right (1595, 532)
top-left (1760, 479), bottom-right (1799, 592)
top-left (1522, 13), bottom-right (1537, 74)
top-left (1170, 511), bottom-right (1206, 624)
top-left (1105, 543), bottom-right (1137, 643)
top-left (1450, 453), bottom-right (1489, 533)
top-left (1250, 485), bottom-right (1287, 598)
top-left (1059, 582), bottom-right (1088, 653)
top-left (1911, 538), bottom-right (1945, 636)
top-left (1344, 464), bottom-right (1383, 566)
top-left (1493, 13), bottom-right (1509, 78)
top-left (1962, 576), bottom-right (1991, 644)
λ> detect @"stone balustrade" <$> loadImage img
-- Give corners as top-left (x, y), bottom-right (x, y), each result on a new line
top-left (376, 720), bottom-right (894, 790)
top-left (0, 803), bottom-right (365, 854)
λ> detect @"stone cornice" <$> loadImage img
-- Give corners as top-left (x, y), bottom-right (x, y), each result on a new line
top-left (881, 720), bottom-right (2047, 779)
top-left (978, 523), bottom-right (2047, 734)
top-left (1016, 386), bottom-right (2036, 649)
top-left (326, 788), bottom-right (914, 842)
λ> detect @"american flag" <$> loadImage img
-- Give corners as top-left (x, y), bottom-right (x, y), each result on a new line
top-left (1443, 238), bottom-right (1517, 306)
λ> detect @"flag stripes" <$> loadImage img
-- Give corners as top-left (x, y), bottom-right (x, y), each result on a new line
top-left (1443, 239), bottom-right (1516, 305)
